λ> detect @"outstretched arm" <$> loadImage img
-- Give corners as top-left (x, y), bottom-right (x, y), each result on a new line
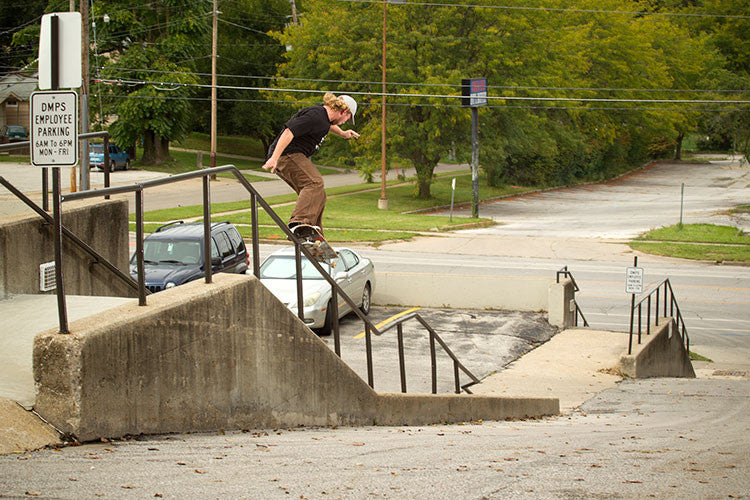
top-left (330, 125), bottom-right (360, 140)
top-left (262, 128), bottom-right (294, 173)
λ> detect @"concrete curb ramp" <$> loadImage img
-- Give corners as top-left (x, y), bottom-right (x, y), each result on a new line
top-left (33, 274), bottom-right (558, 442)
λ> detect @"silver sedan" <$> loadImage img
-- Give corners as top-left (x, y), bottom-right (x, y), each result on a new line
top-left (259, 246), bottom-right (375, 335)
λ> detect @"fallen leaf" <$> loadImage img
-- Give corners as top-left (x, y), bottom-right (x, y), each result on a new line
top-left (121, 485), bottom-right (136, 489)
top-left (195, 470), bottom-right (207, 474)
top-left (25, 493), bottom-right (41, 497)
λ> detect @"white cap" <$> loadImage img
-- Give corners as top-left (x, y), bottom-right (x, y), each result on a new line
top-left (340, 95), bottom-right (357, 125)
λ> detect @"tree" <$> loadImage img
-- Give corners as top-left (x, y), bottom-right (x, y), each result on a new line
top-left (89, 0), bottom-right (208, 163)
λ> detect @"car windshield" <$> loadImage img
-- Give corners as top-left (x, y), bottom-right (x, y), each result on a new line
top-left (8, 126), bottom-right (24, 134)
top-left (141, 240), bottom-right (202, 265)
top-left (89, 144), bottom-right (104, 153)
top-left (259, 256), bottom-right (339, 280)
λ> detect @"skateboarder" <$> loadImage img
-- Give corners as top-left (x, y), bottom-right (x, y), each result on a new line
top-left (262, 92), bottom-right (359, 233)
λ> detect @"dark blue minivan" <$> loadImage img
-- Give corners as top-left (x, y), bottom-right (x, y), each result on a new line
top-left (130, 221), bottom-right (249, 293)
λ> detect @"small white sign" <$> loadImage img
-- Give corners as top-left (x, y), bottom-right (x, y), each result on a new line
top-left (38, 12), bottom-right (82, 90)
top-left (626, 266), bottom-right (644, 294)
top-left (30, 91), bottom-right (78, 167)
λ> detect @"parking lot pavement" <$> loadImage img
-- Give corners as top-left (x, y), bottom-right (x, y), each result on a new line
top-left (323, 306), bottom-right (558, 394)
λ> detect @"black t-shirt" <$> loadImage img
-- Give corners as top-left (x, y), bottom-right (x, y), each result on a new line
top-left (266, 105), bottom-right (331, 159)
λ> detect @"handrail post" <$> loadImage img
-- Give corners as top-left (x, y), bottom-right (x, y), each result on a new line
top-left (637, 303), bottom-right (642, 344)
top-left (628, 294), bottom-right (635, 354)
top-left (430, 330), bottom-right (437, 394)
top-left (202, 175), bottom-right (213, 284)
top-left (646, 296), bottom-right (651, 335)
top-left (365, 323), bottom-right (374, 388)
top-left (52, 168), bottom-right (69, 333)
top-left (655, 287), bottom-right (660, 326)
top-left (135, 188), bottom-right (147, 306)
top-left (331, 287), bottom-right (341, 357)
top-left (250, 193), bottom-right (260, 277)
top-left (294, 243), bottom-right (304, 320)
top-left (42, 167), bottom-right (49, 211)
top-left (397, 323), bottom-right (406, 393)
top-left (453, 360), bottom-right (460, 394)
top-left (103, 134), bottom-right (111, 197)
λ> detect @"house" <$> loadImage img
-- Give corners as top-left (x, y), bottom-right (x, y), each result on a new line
top-left (0, 73), bottom-right (37, 130)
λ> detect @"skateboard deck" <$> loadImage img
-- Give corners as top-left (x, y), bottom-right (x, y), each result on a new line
top-left (292, 224), bottom-right (338, 261)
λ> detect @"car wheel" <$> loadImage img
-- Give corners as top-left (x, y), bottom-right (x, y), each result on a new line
top-left (360, 283), bottom-right (371, 315)
top-left (317, 300), bottom-right (333, 336)
top-left (123, 159), bottom-right (129, 171)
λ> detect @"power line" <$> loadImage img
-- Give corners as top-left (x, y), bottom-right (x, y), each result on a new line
top-left (336, 0), bottom-right (750, 20)
top-left (95, 67), bottom-right (750, 95)
top-left (94, 78), bottom-right (750, 105)
top-left (95, 92), bottom-right (748, 112)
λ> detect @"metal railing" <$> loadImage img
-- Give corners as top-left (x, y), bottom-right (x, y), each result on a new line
top-left (628, 278), bottom-right (689, 355)
top-left (556, 266), bottom-right (589, 327)
top-left (0, 131), bottom-right (115, 211)
top-left (377, 311), bottom-right (480, 394)
top-left (1, 161), bottom-right (478, 394)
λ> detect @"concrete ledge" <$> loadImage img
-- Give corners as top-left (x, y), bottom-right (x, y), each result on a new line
top-left (374, 271), bottom-right (552, 311)
top-left (376, 393), bottom-right (559, 425)
top-left (33, 273), bottom-right (557, 442)
top-left (620, 318), bottom-right (696, 378)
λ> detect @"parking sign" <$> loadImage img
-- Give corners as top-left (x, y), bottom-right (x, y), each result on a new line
top-left (30, 90), bottom-right (78, 167)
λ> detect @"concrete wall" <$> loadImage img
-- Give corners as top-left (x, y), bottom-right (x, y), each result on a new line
top-left (0, 199), bottom-right (133, 299)
top-left (619, 318), bottom-right (695, 379)
top-left (34, 273), bottom-right (558, 442)
top-left (548, 279), bottom-right (575, 328)
top-left (373, 271), bottom-right (552, 312)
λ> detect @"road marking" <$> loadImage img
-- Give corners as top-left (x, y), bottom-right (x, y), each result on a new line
top-left (354, 307), bottom-right (421, 339)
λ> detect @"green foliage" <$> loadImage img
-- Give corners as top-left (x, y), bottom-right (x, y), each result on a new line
top-left (268, 0), bottom-right (716, 195)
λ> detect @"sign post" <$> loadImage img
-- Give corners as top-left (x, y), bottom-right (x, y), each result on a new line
top-left (35, 12), bottom-right (82, 335)
top-left (461, 78), bottom-right (487, 218)
top-left (626, 256), bottom-right (644, 353)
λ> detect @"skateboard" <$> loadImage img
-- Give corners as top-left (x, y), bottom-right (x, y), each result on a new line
top-left (291, 224), bottom-right (338, 262)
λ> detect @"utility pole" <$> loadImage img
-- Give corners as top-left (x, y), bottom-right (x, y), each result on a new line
top-left (79, 0), bottom-right (90, 190)
top-left (378, 0), bottom-right (388, 210)
top-left (289, 0), bottom-right (299, 24)
top-left (210, 0), bottom-right (218, 178)
top-left (69, 0), bottom-right (76, 192)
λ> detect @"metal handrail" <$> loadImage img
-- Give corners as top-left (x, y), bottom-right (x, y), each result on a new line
top-left (556, 266), bottom-right (589, 327)
top-left (3, 161), bottom-right (478, 395)
top-left (378, 312), bottom-right (480, 394)
top-left (1, 131), bottom-right (114, 211)
top-left (628, 278), bottom-right (690, 355)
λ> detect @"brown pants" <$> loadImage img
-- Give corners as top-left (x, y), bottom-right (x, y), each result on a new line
top-left (275, 153), bottom-right (327, 229)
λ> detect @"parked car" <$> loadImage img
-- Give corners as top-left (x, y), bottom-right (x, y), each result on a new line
top-left (0, 125), bottom-right (28, 143)
top-left (130, 221), bottom-right (249, 293)
top-left (89, 143), bottom-right (130, 170)
top-left (259, 246), bottom-right (375, 335)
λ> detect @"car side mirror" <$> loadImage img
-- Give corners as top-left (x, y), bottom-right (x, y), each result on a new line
top-left (211, 256), bottom-right (222, 266)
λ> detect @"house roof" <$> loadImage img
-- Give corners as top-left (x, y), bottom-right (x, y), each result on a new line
top-left (0, 73), bottom-right (38, 103)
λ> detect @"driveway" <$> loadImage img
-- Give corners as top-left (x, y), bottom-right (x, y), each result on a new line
top-left (453, 156), bottom-right (750, 238)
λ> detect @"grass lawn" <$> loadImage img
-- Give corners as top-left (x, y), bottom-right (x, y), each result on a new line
top-left (631, 223), bottom-right (750, 262)
top-left (132, 173), bottom-right (539, 242)
top-left (175, 132), bottom-right (266, 158)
